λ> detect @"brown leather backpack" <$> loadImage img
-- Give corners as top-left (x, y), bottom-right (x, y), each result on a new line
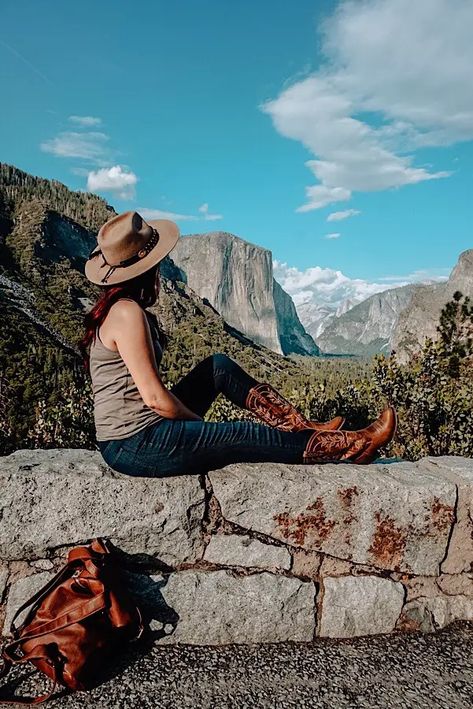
top-left (0, 538), bottom-right (143, 704)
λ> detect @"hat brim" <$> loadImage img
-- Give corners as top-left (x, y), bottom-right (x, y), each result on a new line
top-left (84, 219), bottom-right (180, 285)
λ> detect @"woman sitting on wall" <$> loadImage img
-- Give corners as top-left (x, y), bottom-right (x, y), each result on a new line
top-left (80, 211), bottom-right (396, 478)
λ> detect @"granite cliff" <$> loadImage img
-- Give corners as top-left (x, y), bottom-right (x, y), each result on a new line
top-left (169, 231), bottom-right (320, 356)
top-left (315, 285), bottom-right (418, 356)
top-left (392, 249), bottom-right (473, 362)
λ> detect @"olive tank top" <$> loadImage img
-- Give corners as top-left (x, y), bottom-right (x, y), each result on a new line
top-left (89, 305), bottom-right (165, 441)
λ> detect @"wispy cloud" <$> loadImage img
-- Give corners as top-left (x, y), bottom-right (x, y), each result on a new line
top-left (41, 115), bottom-right (139, 197)
top-left (138, 208), bottom-right (199, 222)
top-left (139, 204), bottom-right (224, 223)
top-left (87, 166), bottom-right (137, 199)
top-left (327, 209), bottom-right (361, 222)
top-left (324, 232), bottom-right (341, 240)
top-left (378, 268), bottom-right (450, 284)
top-left (40, 131), bottom-right (110, 163)
top-left (69, 115), bottom-right (102, 127)
top-left (198, 203), bottom-right (223, 221)
top-left (260, 0), bottom-right (470, 211)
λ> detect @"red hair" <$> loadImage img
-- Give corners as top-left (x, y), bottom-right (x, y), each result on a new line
top-left (79, 263), bottom-right (167, 373)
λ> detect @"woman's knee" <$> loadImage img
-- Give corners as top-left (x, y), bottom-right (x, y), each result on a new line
top-left (211, 352), bottom-right (239, 372)
top-left (201, 352), bottom-right (244, 373)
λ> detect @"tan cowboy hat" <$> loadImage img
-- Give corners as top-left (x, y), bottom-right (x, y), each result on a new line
top-left (84, 210), bottom-right (180, 285)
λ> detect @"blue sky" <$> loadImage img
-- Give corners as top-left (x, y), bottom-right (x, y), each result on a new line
top-left (1, 0), bottom-right (472, 307)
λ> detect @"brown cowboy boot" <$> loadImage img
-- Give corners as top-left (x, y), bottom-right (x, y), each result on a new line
top-left (301, 406), bottom-right (397, 465)
top-left (244, 382), bottom-right (345, 432)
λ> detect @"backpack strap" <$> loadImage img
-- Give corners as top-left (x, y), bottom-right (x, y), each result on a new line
top-left (4, 592), bottom-right (107, 653)
top-left (8, 564), bottom-right (74, 636)
top-left (0, 594), bottom-right (107, 705)
top-left (0, 645), bottom-right (58, 705)
top-left (9, 538), bottom-right (110, 637)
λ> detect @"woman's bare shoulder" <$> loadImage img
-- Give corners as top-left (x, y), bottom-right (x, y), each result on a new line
top-left (108, 298), bottom-right (144, 321)
top-left (99, 299), bottom-right (146, 350)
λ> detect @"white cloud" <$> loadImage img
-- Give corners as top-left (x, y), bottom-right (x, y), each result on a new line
top-left (295, 184), bottom-right (351, 211)
top-left (327, 209), bottom-right (361, 222)
top-left (69, 115), bottom-right (102, 127)
top-left (87, 165), bottom-right (137, 199)
top-left (324, 232), bottom-right (341, 240)
top-left (41, 131), bottom-right (109, 162)
top-left (273, 259), bottom-right (451, 339)
top-left (138, 208), bottom-right (199, 222)
top-left (70, 167), bottom-right (89, 177)
top-left (42, 119), bottom-right (139, 196)
top-left (139, 203), bottom-right (224, 223)
top-left (260, 0), bottom-right (472, 210)
top-left (273, 259), bottom-right (394, 309)
top-left (198, 203), bottom-right (223, 221)
top-left (273, 259), bottom-right (449, 316)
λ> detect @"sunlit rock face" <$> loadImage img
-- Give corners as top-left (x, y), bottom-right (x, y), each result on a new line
top-left (315, 284), bottom-right (418, 356)
top-left (392, 249), bottom-right (473, 362)
top-left (169, 231), bottom-right (320, 356)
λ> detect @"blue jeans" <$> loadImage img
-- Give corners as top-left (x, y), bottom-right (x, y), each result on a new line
top-left (97, 353), bottom-right (314, 478)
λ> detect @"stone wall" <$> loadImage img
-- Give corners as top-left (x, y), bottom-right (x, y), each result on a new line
top-left (1, 450), bottom-right (472, 643)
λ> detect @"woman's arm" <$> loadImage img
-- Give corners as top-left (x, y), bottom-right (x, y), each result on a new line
top-left (148, 388), bottom-right (203, 421)
top-left (111, 300), bottom-right (203, 421)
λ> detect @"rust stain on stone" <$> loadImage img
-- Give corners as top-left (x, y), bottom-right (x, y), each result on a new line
top-left (337, 486), bottom-right (359, 508)
top-left (337, 486), bottom-right (359, 545)
top-left (431, 497), bottom-right (455, 532)
top-left (396, 612), bottom-right (421, 633)
top-left (368, 511), bottom-right (407, 570)
top-left (274, 497), bottom-right (336, 548)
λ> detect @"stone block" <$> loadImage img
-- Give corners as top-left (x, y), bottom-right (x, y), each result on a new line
top-left (204, 534), bottom-right (291, 570)
top-left (422, 456), bottom-right (473, 574)
top-left (319, 575), bottom-right (404, 638)
top-left (31, 560), bottom-right (55, 571)
top-left (437, 573), bottom-right (473, 597)
top-left (209, 458), bottom-right (456, 574)
top-left (4, 572), bottom-right (55, 634)
top-left (0, 449), bottom-right (205, 565)
top-left (399, 594), bottom-right (473, 633)
top-left (403, 575), bottom-right (441, 602)
top-left (154, 570), bottom-right (316, 644)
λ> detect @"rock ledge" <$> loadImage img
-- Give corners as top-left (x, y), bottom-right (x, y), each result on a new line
top-left (1, 451), bottom-right (472, 642)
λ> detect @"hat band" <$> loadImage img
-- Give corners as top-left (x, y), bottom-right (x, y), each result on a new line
top-left (87, 228), bottom-right (160, 283)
